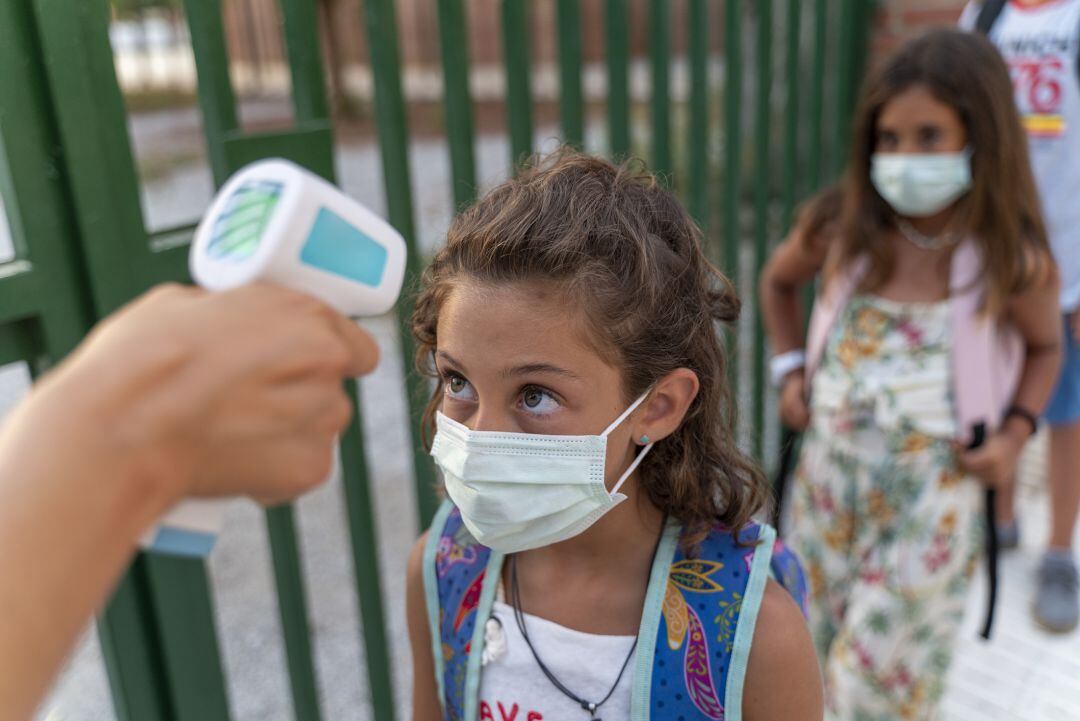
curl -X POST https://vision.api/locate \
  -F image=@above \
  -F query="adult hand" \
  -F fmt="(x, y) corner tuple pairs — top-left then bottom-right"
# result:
(37, 282), (379, 506)
(779, 372), (811, 432)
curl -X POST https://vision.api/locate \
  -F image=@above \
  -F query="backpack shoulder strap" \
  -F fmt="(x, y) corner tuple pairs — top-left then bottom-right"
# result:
(640, 522), (792, 721)
(423, 500), (495, 721)
(975, 0), (1008, 35)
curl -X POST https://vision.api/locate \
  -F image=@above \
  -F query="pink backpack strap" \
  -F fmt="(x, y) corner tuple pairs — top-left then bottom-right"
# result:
(805, 255), (869, 387)
(949, 239), (1025, 445)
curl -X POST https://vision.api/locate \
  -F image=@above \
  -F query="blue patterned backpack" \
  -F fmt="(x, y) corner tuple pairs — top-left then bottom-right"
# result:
(422, 501), (809, 721)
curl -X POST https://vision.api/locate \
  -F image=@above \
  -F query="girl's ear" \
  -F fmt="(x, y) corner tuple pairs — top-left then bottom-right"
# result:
(635, 368), (700, 443)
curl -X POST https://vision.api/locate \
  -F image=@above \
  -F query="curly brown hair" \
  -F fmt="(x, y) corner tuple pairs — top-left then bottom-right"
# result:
(411, 149), (771, 545)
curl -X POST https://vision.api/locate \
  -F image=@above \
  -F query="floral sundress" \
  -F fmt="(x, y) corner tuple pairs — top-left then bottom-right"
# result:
(787, 294), (984, 721)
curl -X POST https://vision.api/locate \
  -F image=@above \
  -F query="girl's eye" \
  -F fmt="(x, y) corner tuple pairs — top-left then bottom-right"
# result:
(444, 373), (477, 402)
(519, 386), (560, 414)
(876, 130), (898, 150)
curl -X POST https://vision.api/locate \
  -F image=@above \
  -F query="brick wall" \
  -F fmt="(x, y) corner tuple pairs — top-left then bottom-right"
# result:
(870, 0), (971, 60)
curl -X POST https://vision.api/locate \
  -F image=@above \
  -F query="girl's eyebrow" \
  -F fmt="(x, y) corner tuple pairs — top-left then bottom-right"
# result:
(437, 351), (581, 380)
(435, 350), (467, 372)
(503, 363), (582, 380)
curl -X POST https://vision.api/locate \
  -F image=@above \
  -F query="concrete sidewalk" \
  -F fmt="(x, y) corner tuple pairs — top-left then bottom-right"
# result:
(942, 433), (1080, 720)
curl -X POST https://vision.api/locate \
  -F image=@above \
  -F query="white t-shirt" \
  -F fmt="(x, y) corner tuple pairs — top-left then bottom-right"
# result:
(478, 601), (635, 721)
(961, 0), (1080, 310)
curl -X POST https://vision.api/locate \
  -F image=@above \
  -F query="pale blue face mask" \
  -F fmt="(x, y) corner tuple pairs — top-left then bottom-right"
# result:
(430, 392), (654, 554)
(870, 149), (973, 218)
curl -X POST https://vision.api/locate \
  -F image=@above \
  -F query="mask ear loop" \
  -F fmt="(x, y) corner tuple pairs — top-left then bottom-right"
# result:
(601, 389), (656, 496)
(601, 389), (652, 436)
(611, 442), (655, 496)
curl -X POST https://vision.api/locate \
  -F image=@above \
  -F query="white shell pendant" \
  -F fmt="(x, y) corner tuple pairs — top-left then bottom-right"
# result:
(481, 616), (507, 666)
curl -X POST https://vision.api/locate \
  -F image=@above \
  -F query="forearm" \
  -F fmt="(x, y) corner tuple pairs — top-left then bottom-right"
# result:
(1010, 342), (1063, 426)
(760, 281), (807, 355)
(0, 374), (181, 721)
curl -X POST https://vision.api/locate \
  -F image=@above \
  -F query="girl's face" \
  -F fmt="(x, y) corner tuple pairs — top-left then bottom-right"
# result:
(875, 84), (967, 155)
(434, 279), (643, 490)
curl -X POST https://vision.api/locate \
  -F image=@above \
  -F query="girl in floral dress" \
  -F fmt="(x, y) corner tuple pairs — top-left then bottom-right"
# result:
(759, 30), (1063, 720)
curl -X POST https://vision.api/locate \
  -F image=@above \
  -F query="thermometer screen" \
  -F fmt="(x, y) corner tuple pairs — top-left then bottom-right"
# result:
(206, 179), (284, 261)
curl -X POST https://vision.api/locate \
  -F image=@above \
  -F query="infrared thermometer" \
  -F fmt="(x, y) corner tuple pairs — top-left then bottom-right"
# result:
(141, 158), (407, 557)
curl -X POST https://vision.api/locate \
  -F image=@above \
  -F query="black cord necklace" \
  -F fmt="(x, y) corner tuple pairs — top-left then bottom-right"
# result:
(507, 523), (665, 720)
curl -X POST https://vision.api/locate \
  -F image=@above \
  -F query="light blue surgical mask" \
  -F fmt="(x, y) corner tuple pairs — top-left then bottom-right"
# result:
(870, 150), (973, 218)
(431, 392), (654, 553)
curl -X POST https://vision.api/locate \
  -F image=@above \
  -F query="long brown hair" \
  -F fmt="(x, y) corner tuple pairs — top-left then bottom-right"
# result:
(839, 29), (1048, 313)
(412, 150), (770, 545)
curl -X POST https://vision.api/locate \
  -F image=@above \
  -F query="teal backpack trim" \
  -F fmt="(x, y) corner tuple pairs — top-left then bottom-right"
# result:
(724, 524), (777, 720)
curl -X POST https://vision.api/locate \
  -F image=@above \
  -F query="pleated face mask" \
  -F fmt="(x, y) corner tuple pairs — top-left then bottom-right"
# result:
(430, 392), (653, 553)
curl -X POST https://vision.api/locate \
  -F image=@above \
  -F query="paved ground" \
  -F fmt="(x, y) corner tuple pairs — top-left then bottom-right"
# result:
(940, 433), (1080, 721)
(8, 106), (1079, 720)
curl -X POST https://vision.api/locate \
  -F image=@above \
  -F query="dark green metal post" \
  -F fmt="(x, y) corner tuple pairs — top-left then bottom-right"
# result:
(556, 0), (584, 148)
(363, 0), (440, 528)
(502, 0), (534, 169)
(266, 506), (323, 721)
(280, 0), (331, 122)
(182, 0), (241, 187)
(649, 0), (671, 180)
(752, 0), (773, 461)
(339, 380), (397, 721)
(835, 0), (856, 173)
(605, 0), (631, 159)
(437, 0), (478, 208)
(782, 0), (801, 230)
(687, 0), (709, 231)
(723, 0), (743, 384)
(809, 0), (827, 188)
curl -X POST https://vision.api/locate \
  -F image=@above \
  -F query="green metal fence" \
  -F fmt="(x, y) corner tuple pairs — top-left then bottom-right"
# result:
(0, 1), (873, 719)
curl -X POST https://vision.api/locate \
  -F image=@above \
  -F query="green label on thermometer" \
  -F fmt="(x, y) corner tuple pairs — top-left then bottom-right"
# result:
(206, 180), (284, 261)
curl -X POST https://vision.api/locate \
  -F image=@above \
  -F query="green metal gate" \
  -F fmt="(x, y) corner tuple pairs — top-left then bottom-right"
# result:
(0, 1), (873, 719)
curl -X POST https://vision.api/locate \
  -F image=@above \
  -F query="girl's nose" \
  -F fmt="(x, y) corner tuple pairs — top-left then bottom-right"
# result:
(470, 407), (516, 433)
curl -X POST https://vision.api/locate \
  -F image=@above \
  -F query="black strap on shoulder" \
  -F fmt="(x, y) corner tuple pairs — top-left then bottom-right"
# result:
(975, 0), (1008, 35)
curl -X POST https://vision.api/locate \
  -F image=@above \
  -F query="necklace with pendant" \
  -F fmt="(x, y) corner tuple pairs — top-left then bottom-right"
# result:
(896, 218), (959, 251)
(506, 521), (666, 720)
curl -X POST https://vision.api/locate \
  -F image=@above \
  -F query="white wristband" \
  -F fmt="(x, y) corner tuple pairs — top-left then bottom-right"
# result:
(770, 349), (806, 388)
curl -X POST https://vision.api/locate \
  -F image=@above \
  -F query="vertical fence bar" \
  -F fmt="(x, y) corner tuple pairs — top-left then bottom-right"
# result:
(97, 568), (174, 721)
(687, 0), (709, 235)
(183, 0), (241, 186)
(723, 0), (743, 385)
(649, 0), (671, 180)
(808, 0), (827, 188)
(751, 0), (773, 461)
(437, 0), (478, 208)
(502, 0), (534, 168)
(144, 557), (231, 721)
(266, 506), (322, 721)
(339, 381), (396, 721)
(556, 0), (584, 148)
(834, 0), (855, 175)
(605, 0), (631, 159)
(363, 0), (440, 528)
(279, 0), (330, 122)
(781, 0), (801, 230)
